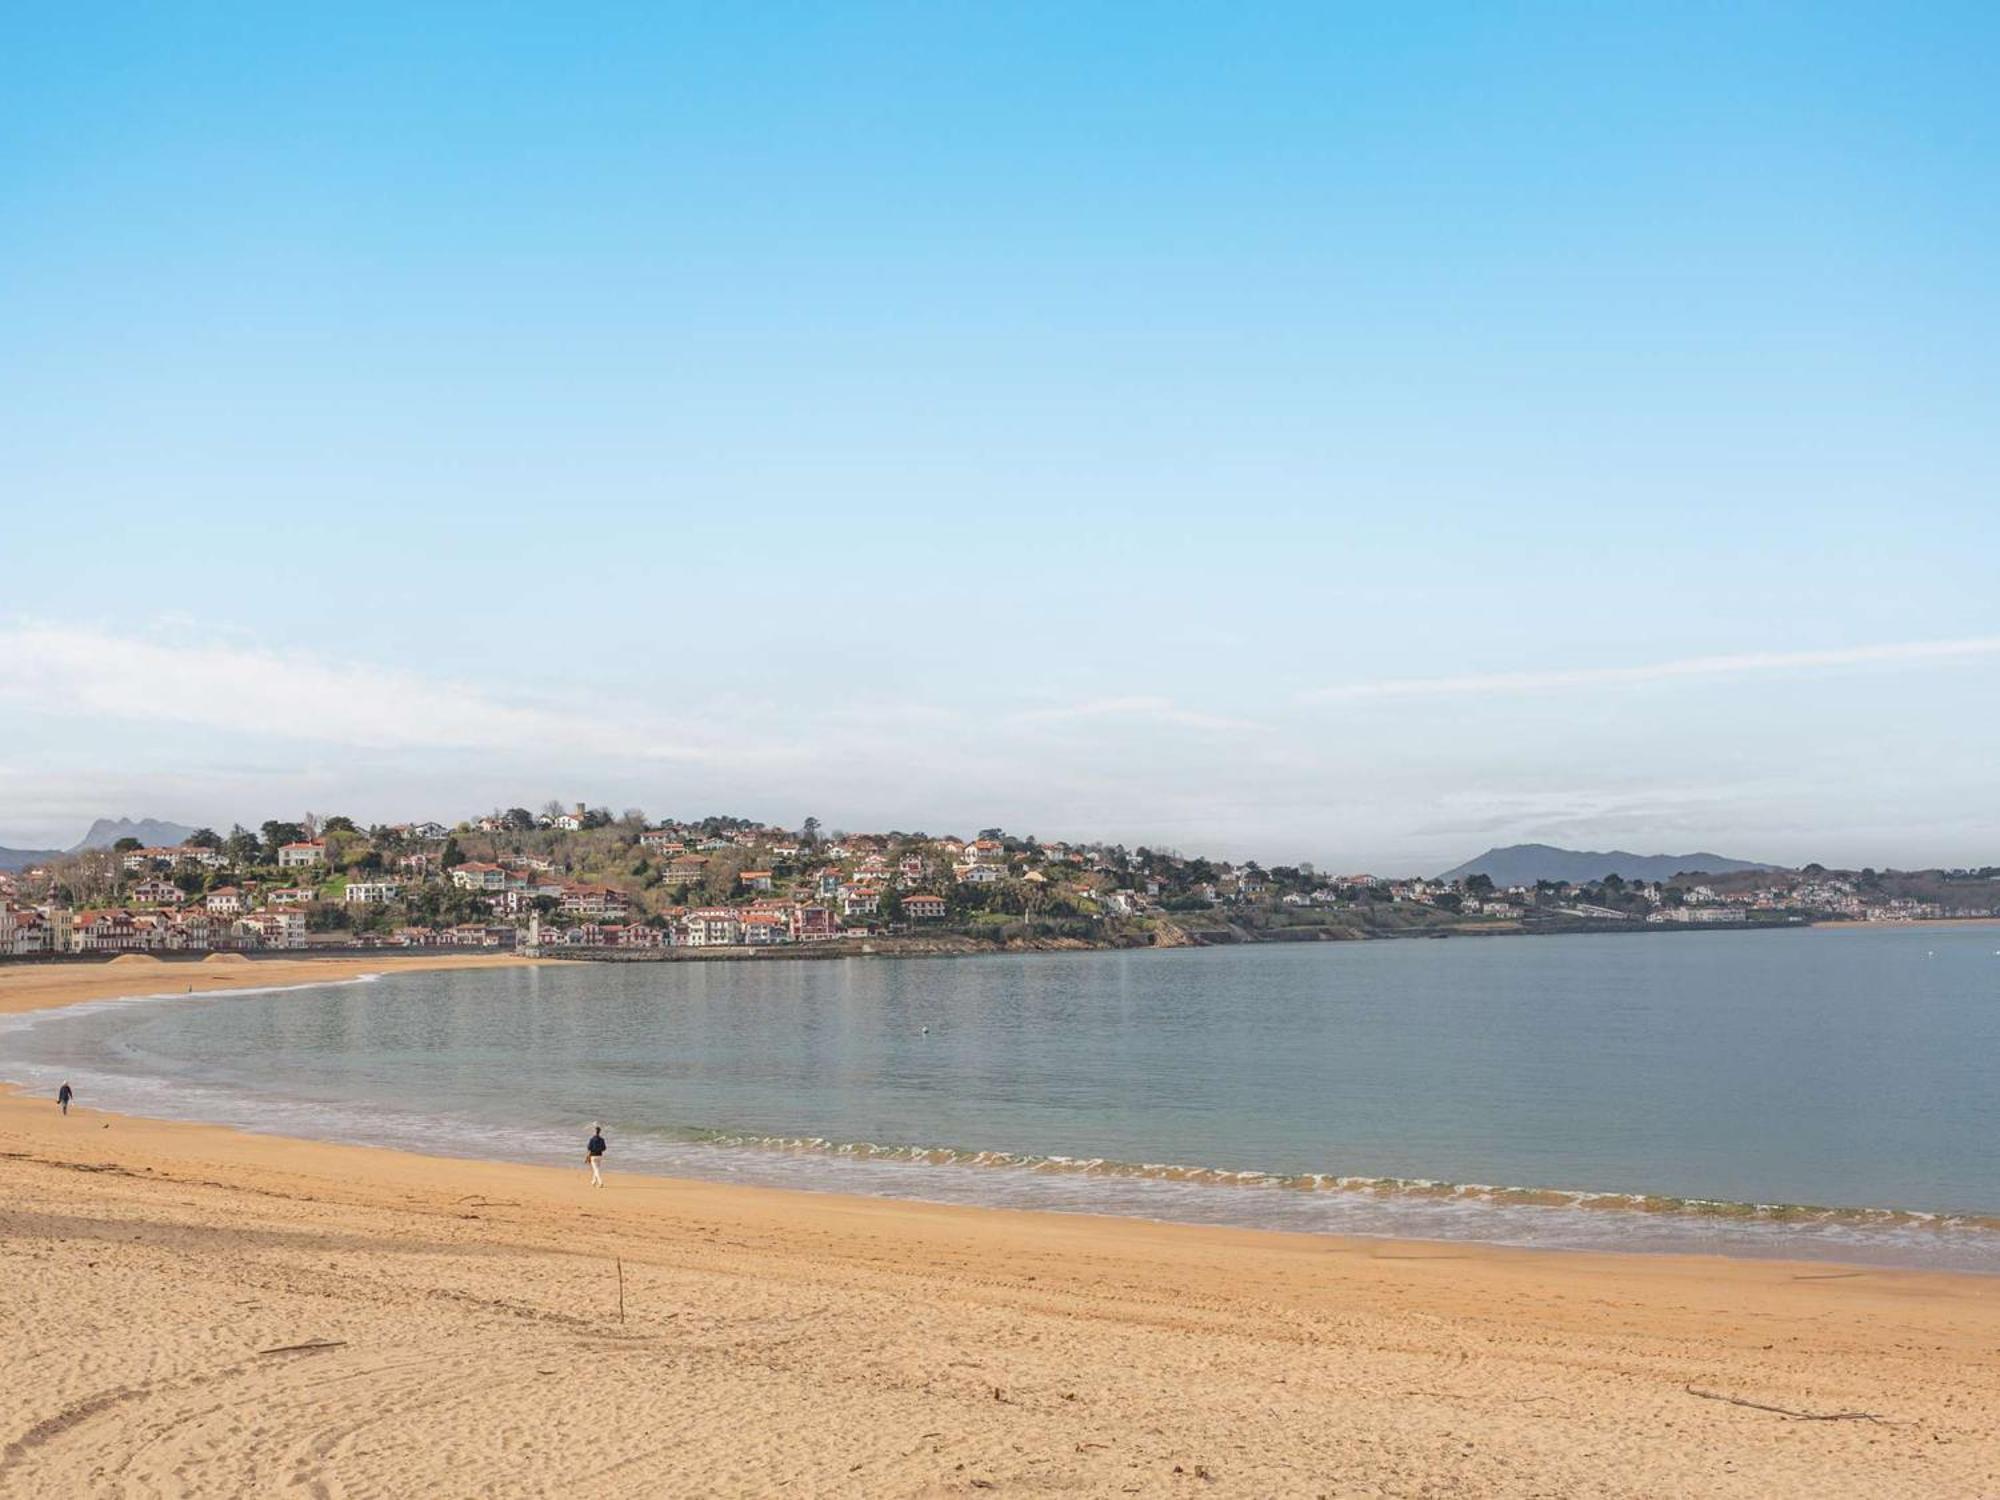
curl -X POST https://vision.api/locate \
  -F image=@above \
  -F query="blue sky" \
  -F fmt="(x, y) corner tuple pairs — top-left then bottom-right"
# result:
(3, 4), (1996, 869)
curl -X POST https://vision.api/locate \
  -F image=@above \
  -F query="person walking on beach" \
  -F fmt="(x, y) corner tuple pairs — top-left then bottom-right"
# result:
(57, 1081), (73, 1116)
(586, 1124), (607, 1187)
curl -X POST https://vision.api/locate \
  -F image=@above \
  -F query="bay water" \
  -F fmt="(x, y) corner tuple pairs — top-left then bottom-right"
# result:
(7, 923), (1999, 1270)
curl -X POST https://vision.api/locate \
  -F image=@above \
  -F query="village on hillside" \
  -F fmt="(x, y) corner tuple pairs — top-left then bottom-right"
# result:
(3, 801), (1997, 958)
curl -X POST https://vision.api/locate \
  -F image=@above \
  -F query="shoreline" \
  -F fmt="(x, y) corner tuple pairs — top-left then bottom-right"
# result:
(5, 951), (1998, 1276)
(13, 1077), (1981, 1288)
(7, 1073), (1999, 1284)
(0, 949), (545, 1017)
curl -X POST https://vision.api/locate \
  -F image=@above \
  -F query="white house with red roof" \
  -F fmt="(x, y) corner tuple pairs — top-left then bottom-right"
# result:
(450, 861), (508, 892)
(73, 909), (139, 952)
(683, 908), (742, 947)
(739, 910), (790, 945)
(559, 884), (631, 919)
(237, 910), (306, 949)
(0, 904), (50, 955)
(277, 840), (326, 869)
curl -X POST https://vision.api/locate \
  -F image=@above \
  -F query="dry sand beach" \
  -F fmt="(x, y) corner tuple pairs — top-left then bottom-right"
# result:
(3, 957), (1999, 1497)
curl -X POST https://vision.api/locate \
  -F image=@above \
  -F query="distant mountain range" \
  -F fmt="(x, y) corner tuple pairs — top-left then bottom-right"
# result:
(0, 815), (199, 872)
(71, 816), (199, 852)
(1439, 843), (1777, 886)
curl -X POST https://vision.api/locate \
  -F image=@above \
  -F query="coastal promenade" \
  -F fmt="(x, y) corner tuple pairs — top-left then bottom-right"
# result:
(3, 958), (1999, 1496)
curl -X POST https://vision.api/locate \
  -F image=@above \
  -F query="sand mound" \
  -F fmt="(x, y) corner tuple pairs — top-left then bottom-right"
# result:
(105, 954), (165, 966)
(201, 953), (254, 965)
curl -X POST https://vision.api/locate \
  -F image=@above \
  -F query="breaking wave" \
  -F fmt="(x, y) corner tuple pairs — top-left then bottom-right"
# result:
(682, 1128), (2000, 1237)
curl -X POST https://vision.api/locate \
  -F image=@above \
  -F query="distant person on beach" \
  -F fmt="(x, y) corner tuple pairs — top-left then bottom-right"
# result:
(586, 1125), (606, 1187)
(57, 1081), (73, 1116)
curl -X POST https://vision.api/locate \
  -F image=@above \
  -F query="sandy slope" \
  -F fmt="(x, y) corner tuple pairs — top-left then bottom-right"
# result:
(2, 957), (1999, 1496)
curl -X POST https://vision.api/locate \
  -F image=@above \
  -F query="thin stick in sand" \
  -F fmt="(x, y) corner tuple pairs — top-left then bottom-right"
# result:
(1683, 1385), (1894, 1423)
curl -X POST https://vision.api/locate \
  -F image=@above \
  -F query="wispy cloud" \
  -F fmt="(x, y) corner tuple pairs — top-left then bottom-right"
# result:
(0, 622), (733, 762)
(1012, 695), (1264, 733)
(1300, 637), (2000, 703)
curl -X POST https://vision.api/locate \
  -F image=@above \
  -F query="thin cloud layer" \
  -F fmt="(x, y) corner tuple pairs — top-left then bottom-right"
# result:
(1012, 696), (1264, 734)
(0, 623), (721, 762)
(1300, 637), (2000, 703)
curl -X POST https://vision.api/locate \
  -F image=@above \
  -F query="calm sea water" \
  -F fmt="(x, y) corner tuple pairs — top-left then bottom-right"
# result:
(7, 924), (2000, 1270)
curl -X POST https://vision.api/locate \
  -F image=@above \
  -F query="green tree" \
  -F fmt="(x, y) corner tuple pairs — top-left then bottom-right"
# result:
(112, 836), (143, 853)
(701, 850), (749, 901)
(224, 825), (261, 866)
(307, 904), (354, 933)
(185, 827), (222, 850)
(440, 836), (468, 869)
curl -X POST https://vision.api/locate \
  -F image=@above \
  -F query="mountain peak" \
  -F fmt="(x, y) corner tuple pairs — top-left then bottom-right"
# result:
(1438, 843), (1776, 886)
(69, 816), (199, 853)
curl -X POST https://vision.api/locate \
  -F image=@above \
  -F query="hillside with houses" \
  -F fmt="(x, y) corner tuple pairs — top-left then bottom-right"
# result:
(2, 803), (1996, 960)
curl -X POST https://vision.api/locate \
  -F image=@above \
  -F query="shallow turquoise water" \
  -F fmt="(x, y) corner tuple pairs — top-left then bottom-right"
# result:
(7, 924), (2000, 1268)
